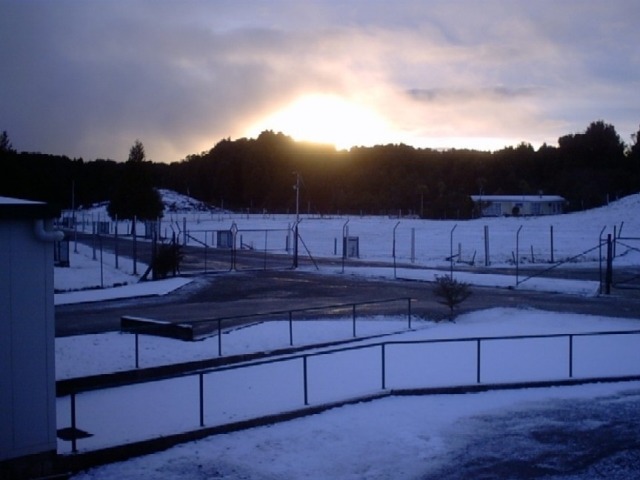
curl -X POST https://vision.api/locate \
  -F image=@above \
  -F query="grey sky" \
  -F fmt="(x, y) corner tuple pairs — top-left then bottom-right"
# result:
(1, 0), (638, 162)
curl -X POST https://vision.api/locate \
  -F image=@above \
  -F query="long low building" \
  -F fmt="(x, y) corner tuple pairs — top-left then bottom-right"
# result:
(470, 195), (565, 217)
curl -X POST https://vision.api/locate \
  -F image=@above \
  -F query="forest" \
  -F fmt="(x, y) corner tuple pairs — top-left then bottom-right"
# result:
(1, 120), (639, 219)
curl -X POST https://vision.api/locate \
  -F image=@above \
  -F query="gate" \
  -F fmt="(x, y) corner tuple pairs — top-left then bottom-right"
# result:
(613, 224), (640, 289)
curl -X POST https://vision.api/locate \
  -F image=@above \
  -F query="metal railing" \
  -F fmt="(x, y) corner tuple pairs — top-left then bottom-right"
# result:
(125, 298), (413, 368)
(59, 327), (640, 453)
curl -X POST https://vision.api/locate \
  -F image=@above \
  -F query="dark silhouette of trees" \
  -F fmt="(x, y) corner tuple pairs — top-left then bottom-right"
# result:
(2, 120), (639, 217)
(107, 140), (163, 220)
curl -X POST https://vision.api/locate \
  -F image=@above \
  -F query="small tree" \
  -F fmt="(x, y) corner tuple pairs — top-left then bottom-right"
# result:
(433, 275), (472, 321)
(108, 140), (163, 221)
(0, 130), (15, 154)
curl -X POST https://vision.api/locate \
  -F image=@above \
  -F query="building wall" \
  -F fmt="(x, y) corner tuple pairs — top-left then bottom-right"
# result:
(472, 196), (564, 217)
(0, 219), (57, 464)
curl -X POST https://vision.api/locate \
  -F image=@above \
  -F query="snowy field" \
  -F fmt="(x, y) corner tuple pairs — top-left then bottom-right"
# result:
(55, 192), (640, 478)
(66, 190), (640, 273)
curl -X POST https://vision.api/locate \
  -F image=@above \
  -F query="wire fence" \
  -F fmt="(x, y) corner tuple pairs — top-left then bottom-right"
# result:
(56, 212), (638, 292)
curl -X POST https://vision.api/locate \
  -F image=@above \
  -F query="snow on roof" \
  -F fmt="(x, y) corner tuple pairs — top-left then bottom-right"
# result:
(0, 196), (59, 219)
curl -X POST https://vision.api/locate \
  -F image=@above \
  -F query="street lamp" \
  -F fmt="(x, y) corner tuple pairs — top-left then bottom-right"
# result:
(293, 172), (301, 268)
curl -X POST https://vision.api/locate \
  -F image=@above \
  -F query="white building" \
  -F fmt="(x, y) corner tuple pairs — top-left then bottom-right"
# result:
(0, 197), (62, 478)
(470, 195), (565, 217)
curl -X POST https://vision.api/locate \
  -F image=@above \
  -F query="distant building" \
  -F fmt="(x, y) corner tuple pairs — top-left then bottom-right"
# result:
(470, 195), (565, 217)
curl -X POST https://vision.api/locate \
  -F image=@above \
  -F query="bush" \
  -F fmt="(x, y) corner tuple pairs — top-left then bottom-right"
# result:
(152, 243), (183, 279)
(433, 275), (472, 321)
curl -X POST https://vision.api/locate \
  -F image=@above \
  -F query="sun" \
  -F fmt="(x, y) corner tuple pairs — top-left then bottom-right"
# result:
(245, 94), (393, 149)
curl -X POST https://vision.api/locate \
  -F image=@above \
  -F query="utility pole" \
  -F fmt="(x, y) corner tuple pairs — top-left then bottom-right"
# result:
(293, 172), (301, 268)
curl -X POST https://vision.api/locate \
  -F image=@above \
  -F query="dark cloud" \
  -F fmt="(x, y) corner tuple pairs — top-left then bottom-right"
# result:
(1, 0), (639, 161)
(407, 86), (540, 104)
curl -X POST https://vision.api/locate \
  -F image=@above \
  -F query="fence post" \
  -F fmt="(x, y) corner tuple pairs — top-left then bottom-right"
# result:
(407, 298), (412, 329)
(484, 225), (490, 266)
(264, 230), (268, 270)
(411, 227), (415, 264)
(183, 217), (187, 247)
(133, 217), (138, 276)
(516, 226), (521, 282)
(550, 225), (554, 263)
(115, 218), (119, 269)
(599, 226), (606, 294)
(392, 221), (400, 278)
(449, 224), (457, 278)
(605, 234), (613, 294)
(217, 319), (223, 356)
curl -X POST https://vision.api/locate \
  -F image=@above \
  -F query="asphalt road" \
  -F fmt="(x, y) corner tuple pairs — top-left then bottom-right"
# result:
(55, 268), (640, 337)
(422, 385), (640, 479)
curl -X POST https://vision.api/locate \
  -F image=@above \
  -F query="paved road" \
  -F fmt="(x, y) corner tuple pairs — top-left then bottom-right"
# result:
(55, 268), (640, 337)
(422, 385), (640, 479)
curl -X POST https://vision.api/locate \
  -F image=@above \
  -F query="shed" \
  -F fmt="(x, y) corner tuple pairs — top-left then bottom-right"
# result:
(470, 195), (565, 217)
(0, 197), (62, 478)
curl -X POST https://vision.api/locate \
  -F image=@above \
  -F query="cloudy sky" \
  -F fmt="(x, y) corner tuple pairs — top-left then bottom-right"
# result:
(1, 0), (639, 163)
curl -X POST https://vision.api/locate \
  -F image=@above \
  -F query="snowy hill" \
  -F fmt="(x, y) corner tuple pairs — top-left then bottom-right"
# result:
(158, 189), (217, 213)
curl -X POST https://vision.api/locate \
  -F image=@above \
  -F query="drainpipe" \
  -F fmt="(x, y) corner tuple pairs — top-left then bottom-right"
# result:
(34, 219), (64, 242)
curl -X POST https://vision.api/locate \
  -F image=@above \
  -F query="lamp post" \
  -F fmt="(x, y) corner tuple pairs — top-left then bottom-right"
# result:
(293, 172), (301, 268)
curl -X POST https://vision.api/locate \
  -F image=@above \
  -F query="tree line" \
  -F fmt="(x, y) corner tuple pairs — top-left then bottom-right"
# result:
(1, 120), (639, 219)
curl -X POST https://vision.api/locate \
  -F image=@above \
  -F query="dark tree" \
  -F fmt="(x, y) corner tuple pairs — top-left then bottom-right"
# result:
(0, 130), (15, 153)
(107, 140), (163, 220)
(433, 275), (472, 321)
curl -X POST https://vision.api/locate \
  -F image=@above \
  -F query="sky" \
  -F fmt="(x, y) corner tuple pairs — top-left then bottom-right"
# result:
(2, 0), (639, 163)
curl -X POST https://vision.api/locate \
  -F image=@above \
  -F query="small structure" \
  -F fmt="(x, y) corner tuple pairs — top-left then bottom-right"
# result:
(470, 195), (565, 217)
(0, 197), (62, 478)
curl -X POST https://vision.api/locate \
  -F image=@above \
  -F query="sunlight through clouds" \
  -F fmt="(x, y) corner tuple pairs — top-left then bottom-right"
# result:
(1, 0), (639, 161)
(245, 94), (394, 149)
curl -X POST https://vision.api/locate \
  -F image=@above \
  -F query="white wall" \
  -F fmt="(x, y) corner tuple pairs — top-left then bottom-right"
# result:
(0, 219), (57, 462)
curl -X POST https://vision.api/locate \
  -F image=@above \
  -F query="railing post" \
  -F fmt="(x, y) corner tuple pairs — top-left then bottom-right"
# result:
(568, 335), (574, 378)
(352, 304), (357, 337)
(217, 319), (223, 357)
(381, 344), (386, 390)
(199, 373), (205, 427)
(70, 392), (78, 453)
(135, 333), (140, 369)
(289, 311), (294, 346)
(476, 339), (481, 384)
(407, 298), (412, 329)
(303, 356), (309, 405)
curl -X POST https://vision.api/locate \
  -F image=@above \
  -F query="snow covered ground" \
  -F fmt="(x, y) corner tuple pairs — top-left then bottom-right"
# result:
(67, 190), (640, 271)
(55, 192), (640, 478)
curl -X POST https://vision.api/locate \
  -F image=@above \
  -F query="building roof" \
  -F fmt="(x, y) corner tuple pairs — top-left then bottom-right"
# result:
(0, 196), (60, 219)
(470, 195), (565, 203)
